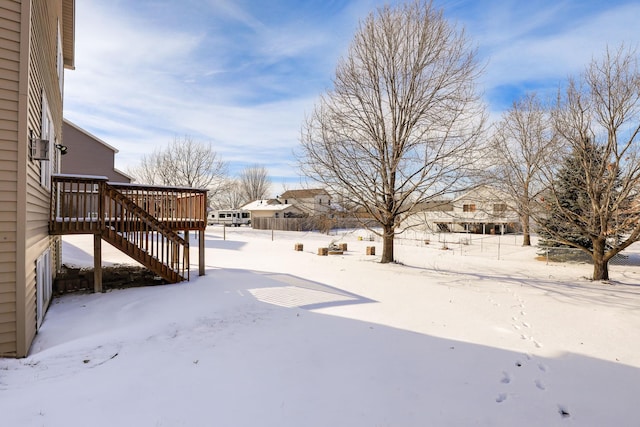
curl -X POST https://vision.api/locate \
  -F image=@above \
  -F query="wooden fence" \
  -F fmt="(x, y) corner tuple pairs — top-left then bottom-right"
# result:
(251, 216), (368, 232)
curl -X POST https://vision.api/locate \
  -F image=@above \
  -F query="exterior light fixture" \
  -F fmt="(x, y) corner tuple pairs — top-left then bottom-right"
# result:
(55, 144), (68, 155)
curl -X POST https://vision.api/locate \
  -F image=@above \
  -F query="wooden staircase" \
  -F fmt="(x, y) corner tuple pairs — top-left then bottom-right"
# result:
(101, 183), (189, 282)
(50, 175), (207, 287)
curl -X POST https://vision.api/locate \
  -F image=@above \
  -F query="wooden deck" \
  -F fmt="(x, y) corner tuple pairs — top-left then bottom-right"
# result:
(50, 174), (208, 289)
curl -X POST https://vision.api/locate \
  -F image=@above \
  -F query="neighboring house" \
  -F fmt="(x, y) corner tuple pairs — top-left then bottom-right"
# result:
(241, 199), (302, 220)
(0, 0), (76, 357)
(404, 186), (520, 234)
(61, 120), (132, 183)
(278, 189), (331, 216)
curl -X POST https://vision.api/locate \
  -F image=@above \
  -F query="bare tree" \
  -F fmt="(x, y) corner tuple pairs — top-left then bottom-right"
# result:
(129, 136), (228, 201)
(211, 178), (246, 210)
(239, 164), (271, 202)
(129, 150), (165, 186)
(298, 0), (485, 263)
(488, 93), (560, 246)
(536, 46), (640, 280)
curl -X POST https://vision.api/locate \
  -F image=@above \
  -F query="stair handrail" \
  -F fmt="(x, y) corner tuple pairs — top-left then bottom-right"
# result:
(102, 183), (189, 282)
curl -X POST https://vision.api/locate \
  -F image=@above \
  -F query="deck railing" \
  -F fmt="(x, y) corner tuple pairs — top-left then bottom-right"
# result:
(50, 174), (106, 234)
(50, 174), (208, 283)
(102, 184), (189, 282)
(109, 182), (207, 230)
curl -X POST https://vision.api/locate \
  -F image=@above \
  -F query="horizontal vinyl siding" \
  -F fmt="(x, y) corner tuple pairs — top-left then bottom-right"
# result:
(0, 4), (20, 39)
(0, 0), (21, 357)
(0, 250), (16, 264)
(0, 302), (16, 356)
(0, 281), (15, 294)
(21, 0), (66, 355)
(0, 333), (16, 355)
(0, 169), (17, 181)
(0, 308), (16, 324)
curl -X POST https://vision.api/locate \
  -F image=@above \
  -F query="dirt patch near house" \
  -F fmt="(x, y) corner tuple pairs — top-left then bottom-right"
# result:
(54, 264), (166, 294)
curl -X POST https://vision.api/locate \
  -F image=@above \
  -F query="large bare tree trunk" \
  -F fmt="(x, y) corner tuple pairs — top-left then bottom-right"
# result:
(381, 225), (395, 263)
(592, 239), (609, 281)
(521, 213), (531, 246)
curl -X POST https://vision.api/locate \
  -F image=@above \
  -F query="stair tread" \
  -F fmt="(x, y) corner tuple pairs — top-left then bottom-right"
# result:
(101, 185), (189, 283)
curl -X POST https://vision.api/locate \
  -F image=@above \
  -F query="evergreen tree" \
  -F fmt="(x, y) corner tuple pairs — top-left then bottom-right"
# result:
(533, 46), (640, 280)
(538, 142), (594, 249)
(538, 139), (622, 250)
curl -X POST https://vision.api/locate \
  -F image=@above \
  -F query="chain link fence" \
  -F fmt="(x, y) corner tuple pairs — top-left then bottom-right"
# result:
(212, 224), (640, 268)
(393, 230), (640, 267)
(394, 230), (527, 259)
(536, 246), (640, 267)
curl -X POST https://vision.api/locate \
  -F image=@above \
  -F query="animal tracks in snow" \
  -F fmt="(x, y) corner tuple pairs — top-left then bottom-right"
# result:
(506, 289), (544, 353)
(495, 286), (558, 414)
(496, 355), (550, 405)
(495, 393), (508, 403)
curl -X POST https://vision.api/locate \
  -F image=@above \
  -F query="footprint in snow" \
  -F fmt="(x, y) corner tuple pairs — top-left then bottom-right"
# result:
(558, 405), (570, 418)
(496, 393), (508, 403)
(500, 371), (512, 384)
(535, 379), (546, 390)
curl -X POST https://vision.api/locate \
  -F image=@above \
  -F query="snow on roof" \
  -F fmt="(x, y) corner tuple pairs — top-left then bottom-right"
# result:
(52, 173), (109, 180)
(242, 199), (293, 211)
(279, 188), (329, 199)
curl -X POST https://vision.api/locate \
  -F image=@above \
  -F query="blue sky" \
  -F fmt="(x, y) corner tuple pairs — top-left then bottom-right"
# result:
(63, 0), (640, 191)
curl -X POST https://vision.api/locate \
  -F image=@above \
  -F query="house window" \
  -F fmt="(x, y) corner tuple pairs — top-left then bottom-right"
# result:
(463, 204), (476, 212)
(36, 249), (52, 329)
(40, 92), (54, 189)
(493, 203), (507, 214)
(56, 20), (64, 95)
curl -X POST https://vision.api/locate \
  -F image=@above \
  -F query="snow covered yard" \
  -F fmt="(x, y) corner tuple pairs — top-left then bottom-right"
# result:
(2, 227), (640, 426)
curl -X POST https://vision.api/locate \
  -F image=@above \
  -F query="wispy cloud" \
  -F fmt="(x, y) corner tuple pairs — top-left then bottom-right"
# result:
(64, 0), (640, 188)
(451, 0), (640, 110)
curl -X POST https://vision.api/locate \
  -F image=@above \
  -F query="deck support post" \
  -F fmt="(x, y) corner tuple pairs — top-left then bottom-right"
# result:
(184, 232), (191, 280)
(199, 228), (205, 276)
(93, 234), (102, 293)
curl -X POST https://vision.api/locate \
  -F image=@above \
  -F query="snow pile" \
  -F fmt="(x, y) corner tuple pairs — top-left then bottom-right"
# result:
(1, 227), (639, 426)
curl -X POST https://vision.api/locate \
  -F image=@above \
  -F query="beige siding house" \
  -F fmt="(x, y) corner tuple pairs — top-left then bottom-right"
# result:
(241, 199), (301, 219)
(278, 188), (331, 216)
(403, 186), (520, 234)
(0, 0), (75, 357)
(61, 120), (132, 183)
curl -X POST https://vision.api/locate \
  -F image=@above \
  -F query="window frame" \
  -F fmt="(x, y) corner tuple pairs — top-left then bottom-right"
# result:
(463, 204), (476, 213)
(36, 249), (52, 329)
(39, 91), (54, 189)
